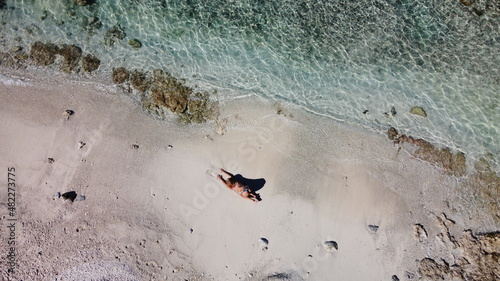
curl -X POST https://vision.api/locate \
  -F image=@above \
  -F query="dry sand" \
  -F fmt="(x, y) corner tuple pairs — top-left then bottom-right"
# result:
(0, 69), (498, 281)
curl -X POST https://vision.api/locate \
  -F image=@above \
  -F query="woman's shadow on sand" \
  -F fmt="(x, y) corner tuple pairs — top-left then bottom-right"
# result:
(233, 174), (266, 201)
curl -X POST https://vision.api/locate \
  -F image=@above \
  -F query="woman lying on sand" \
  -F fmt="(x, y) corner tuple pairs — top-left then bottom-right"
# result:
(216, 168), (259, 202)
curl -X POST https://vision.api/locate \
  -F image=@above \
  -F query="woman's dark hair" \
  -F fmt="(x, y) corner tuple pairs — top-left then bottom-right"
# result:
(227, 177), (238, 187)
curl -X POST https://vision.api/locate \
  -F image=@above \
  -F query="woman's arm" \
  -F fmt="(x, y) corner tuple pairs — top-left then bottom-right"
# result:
(220, 168), (233, 178)
(217, 175), (232, 189)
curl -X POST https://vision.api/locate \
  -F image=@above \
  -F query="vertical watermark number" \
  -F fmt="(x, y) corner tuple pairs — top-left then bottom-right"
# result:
(6, 167), (17, 274)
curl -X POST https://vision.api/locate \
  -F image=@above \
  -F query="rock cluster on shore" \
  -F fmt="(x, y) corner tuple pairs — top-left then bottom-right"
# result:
(112, 67), (219, 123)
(388, 126), (500, 223)
(387, 127), (466, 176)
(416, 214), (500, 281)
(28, 41), (100, 73)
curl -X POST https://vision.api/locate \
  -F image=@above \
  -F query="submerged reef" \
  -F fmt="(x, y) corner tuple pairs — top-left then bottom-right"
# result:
(73, 0), (95, 7)
(27, 41), (99, 73)
(81, 54), (100, 72)
(112, 67), (218, 123)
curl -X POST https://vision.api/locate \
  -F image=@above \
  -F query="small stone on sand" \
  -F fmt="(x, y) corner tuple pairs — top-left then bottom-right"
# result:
(61, 191), (77, 202)
(413, 224), (428, 242)
(78, 141), (86, 149)
(368, 224), (379, 233)
(323, 241), (338, 252)
(131, 144), (139, 149)
(63, 109), (74, 116)
(48, 157), (55, 163)
(259, 237), (269, 250)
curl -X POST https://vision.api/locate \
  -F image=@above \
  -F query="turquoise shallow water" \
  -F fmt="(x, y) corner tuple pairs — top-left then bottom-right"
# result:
(1, 0), (499, 173)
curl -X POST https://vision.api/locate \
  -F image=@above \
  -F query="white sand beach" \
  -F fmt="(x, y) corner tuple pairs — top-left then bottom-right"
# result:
(0, 69), (498, 281)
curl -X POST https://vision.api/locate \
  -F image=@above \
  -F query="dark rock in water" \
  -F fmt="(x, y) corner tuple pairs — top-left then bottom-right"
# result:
(410, 106), (427, 117)
(105, 24), (126, 46)
(73, 0), (95, 6)
(149, 69), (219, 123)
(387, 127), (398, 140)
(61, 191), (77, 202)
(129, 39), (142, 49)
(130, 70), (150, 92)
(40, 10), (48, 21)
(151, 69), (189, 114)
(368, 224), (379, 233)
(391, 106), (397, 116)
(81, 54), (100, 72)
(363, 110), (369, 114)
(391, 275), (400, 281)
(30, 41), (59, 66)
(112, 67), (130, 84)
(57, 44), (82, 73)
(0, 0), (6, 9)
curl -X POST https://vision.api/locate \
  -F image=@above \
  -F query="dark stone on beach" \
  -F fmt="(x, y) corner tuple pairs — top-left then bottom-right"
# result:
(30, 42), (59, 66)
(405, 271), (415, 279)
(73, 0), (95, 6)
(368, 224), (379, 233)
(105, 24), (126, 46)
(387, 127), (398, 140)
(63, 109), (75, 116)
(112, 67), (130, 84)
(129, 39), (142, 49)
(54, 192), (61, 199)
(363, 110), (369, 114)
(75, 194), (86, 201)
(391, 275), (400, 281)
(61, 191), (78, 202)
(81, 54), (100, 72)
(130, 70), (150, 93)
(57, 44), (82, 73)
(48, 158), (55, 163)
(323, 241), (338, 252)
(410, 106), (427, 117)
(85, 17), (102, 32)
(131, 144), (139, 149)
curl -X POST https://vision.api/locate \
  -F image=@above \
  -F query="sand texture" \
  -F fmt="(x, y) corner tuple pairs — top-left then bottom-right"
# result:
(0, 70), (498, 281)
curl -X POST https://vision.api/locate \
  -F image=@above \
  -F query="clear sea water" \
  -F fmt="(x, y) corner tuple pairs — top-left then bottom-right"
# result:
(1, 0), (499, 173)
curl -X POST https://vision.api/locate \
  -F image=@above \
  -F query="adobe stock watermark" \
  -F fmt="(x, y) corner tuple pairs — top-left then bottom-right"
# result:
(178, 117), (286, 221)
